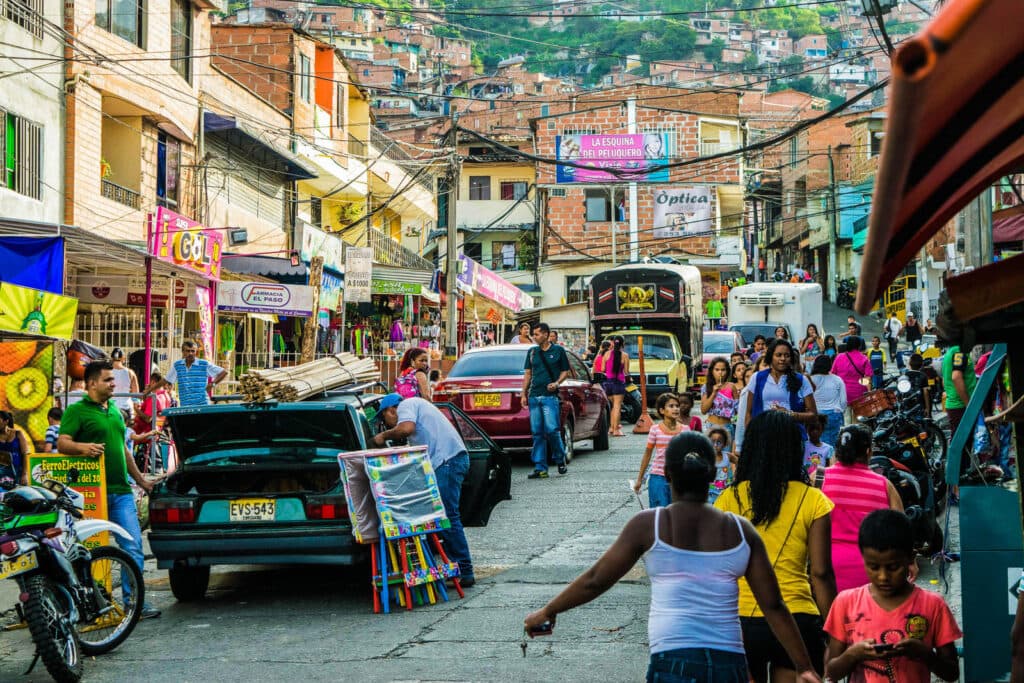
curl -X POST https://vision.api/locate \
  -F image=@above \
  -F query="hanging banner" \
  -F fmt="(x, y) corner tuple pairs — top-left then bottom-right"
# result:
(0, 237), (65, 293)
(344, 247), (373, 303)
(298, 223), (344, 274)
(555, 133), (670, 183)
(320, 272), (343, 312)
(195, 286), (214, 357)
(456, 255), (529, 312)
(76, 274), (191, 309)
(218, 281), (315, 316)
(652, 187), (714, 238)
(0, 282), (78, 340)
(151, 207), (224, 281)
(371, 279), (421, 296)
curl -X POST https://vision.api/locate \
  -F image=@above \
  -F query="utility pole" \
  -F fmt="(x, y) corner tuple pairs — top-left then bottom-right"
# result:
(445, 111), (460, 359)
(827, 146), (838, 304)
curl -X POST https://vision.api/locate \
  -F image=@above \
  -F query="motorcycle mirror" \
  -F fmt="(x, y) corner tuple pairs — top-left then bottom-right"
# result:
(897, 377), (912, 394)
(66, 467), (80, 484)
(857, 416), (869, 423)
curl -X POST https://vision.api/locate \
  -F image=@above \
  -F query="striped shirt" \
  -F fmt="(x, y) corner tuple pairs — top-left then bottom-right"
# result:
(646, 423), (685, 476)
(165, 358), (223, 407)
(821, 461), (891, 592)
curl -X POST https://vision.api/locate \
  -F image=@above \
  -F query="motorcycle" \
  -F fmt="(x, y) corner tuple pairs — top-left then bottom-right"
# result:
(836, 278), (857, 309)
(619, 381), (643, 424)
(0, 469), (143, 682)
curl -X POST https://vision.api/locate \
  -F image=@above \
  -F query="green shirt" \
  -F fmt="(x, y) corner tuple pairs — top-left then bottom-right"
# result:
(941, 345), (976, 410)
(706, 299), (724, 318)
(59, 397), (131, 495)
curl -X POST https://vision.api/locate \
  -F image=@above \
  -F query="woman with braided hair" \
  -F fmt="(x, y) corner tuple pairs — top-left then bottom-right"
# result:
(715, 411), (836, 683)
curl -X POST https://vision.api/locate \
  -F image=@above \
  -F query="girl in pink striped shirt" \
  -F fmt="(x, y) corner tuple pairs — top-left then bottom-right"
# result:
(633, 393), (687, 507)
(820, 425), (904, 592)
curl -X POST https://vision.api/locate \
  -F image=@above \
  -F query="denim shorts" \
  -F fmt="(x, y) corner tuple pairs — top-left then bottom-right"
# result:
(646, 647), (749, 683)
(603, 379), (626, 396)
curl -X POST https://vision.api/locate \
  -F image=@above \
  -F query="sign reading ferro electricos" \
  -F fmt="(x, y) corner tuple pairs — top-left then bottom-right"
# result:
(151, 207), (224, 280)
(217, 281), (315, 316)
(27, 453), (108, 548)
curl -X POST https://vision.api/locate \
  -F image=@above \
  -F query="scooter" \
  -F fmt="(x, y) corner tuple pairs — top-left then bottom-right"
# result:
(0, 469), (143, 682)
(620, 381), (643, 424)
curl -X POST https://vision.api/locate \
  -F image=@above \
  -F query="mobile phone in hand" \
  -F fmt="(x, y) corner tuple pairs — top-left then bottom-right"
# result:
(873, 643), (894, 653)
(528, 622), (553, 636)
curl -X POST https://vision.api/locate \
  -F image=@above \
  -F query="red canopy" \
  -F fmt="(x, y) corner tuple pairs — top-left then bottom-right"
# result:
(993, 207), (1024, 243)
(856, 0), (1024, 313)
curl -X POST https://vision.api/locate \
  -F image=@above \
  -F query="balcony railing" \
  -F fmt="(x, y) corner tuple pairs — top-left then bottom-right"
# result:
(348, 135), (366, 158)
(369, 125), (435, 191)
(700, 141), (741, 157)
(368, 227), (433, 271)
(487, 255), (528, 272)
(101, 179), (142, 209)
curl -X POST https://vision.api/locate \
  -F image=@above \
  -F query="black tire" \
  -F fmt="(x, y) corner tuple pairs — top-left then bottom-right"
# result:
(23, 574), (83, 683)
(169, 565), (210, 602)
(924, 520), (944, 556)
(924, 422), (948, 465)
(561, 420), (575, 464)
(593, 410), (610, 452)
(77, 546), (144, 655)
(620, 397), (639, 424)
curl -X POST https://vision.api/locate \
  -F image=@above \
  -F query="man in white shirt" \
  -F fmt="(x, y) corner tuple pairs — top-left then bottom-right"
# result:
(884, 313), (903, 358)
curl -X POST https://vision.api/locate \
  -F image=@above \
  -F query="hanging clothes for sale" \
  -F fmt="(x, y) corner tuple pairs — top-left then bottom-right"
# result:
(390, 320), (405, 342)
(219, 323), (236, 353)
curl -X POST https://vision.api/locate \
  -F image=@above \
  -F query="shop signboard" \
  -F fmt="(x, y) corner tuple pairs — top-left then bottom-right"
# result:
(77, 274), (190, 309)
(652, 187), (714, 238)
(152, 207), (224, 280)
(555, 133), (670, 184)
(0, 282), (78, 340)
(298, 223), (344, 274)
(218, 281), (315, 316)
(456, 255), (529, 313)
(195, 286), (214, 356)
(371, 280), (422, 296)
(27, 454), (108, 548)
(344, 247), (373, 303)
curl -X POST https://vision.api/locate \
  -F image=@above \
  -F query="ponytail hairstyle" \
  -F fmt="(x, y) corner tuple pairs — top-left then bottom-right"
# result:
(765, 338), (802, 393)
(609, 335), (624, 377)
(399, 347), (428, 372)
(836, 424), (873, 465)
(663, 431), (716, 498)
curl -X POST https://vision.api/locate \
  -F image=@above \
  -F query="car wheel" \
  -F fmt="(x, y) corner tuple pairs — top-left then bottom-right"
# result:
(593, 410), (610, 451)
(169, 565), (210, 602)
(562, 420), (575, 464)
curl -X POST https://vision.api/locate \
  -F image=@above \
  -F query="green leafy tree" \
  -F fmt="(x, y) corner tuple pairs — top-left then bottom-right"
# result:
(703, 37), (725, 63)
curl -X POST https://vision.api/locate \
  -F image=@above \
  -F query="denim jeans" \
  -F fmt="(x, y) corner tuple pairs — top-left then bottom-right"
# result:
(435, 452), (473, 581)
(529, 395), (564, 472)
(107, 493), (150, 607)
(821, 410), (844, 447)
(646, 648), (749, 683)
(648, 474), (672, 508)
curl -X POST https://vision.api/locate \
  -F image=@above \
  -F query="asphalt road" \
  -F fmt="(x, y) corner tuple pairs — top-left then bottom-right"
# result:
(0, 426), (964, 683)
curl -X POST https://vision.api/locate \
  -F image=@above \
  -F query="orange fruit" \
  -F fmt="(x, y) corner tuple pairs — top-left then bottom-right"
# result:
(0, 342), (38, 374)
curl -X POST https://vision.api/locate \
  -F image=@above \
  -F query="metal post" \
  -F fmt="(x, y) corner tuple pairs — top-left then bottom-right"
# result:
(827, 146), (838, 303)
(445, 115), (460, 359)
(610, 185), (617, 265)
(626, 97), (638, 263)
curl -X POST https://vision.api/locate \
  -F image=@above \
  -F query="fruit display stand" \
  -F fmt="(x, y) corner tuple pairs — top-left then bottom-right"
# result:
(0, 340), (59, 451)
(339, 446), (463, 614)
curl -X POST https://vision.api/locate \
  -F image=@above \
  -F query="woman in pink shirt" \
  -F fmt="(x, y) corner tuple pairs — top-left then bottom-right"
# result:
(819, 424), (903, 592)
(831, 336), (873, 403)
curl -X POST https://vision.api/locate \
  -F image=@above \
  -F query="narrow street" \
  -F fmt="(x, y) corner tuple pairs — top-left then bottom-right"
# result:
(0, 423), (962, 682)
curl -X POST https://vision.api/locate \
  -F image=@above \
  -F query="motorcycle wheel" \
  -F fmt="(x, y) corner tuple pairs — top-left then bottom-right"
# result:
(23, 574), (83, 683)
(77, 546), (144, 655)
(923, 423), (948, 465)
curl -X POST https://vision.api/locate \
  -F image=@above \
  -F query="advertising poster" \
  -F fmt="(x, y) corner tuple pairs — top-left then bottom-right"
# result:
(344, 247), (373, 303)
(555, 133), (670, 183)
(151, 207), (224, 281)
(299, 223), (344, 274)
(27, 453), (108, 548)
(0, 283), (78, 340)
(652, 187), (714, 238)
(217, 281), (315, 317)
(195, 286), (214, 357)
(0, 341), (54, 449)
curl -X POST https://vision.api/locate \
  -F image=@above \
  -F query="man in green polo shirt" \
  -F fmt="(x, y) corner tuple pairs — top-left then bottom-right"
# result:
(58, 359), (160, 619)
(941, 344), (976, 476)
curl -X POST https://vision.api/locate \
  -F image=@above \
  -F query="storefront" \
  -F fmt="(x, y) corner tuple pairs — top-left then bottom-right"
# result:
(217, 280), (315, 374)
(455, 254), (534, 354)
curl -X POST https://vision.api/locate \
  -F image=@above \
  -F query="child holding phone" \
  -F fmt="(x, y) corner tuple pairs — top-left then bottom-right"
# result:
(824, 509), (961, 682)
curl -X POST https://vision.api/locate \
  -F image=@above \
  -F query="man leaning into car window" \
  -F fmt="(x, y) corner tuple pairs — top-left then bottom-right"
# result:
(373, 394), (476, 588)
(522, 323), (570, 481)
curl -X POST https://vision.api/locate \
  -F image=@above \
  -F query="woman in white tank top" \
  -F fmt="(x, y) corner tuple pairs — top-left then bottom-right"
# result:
(525, 432), (822, 683)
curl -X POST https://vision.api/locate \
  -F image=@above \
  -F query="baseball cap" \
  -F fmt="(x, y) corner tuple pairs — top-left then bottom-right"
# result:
(379, 393), (403, 410)
(907, 312), (915, 318)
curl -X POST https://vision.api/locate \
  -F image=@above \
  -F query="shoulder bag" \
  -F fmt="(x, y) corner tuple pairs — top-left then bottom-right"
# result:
(746, 485), (810, 617)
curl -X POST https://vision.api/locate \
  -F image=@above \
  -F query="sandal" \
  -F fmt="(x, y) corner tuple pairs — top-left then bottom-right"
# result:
(612, 428), (625, 437)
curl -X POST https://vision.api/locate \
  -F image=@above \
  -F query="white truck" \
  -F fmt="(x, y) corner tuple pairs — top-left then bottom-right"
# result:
(726, 283), (823, 348)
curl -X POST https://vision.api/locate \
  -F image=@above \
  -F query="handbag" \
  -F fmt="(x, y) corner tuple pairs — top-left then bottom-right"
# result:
(530, 347), (561, 394)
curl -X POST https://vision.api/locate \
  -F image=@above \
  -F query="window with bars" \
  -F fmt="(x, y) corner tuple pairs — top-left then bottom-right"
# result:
(0, 110), (42, 201)
(561, 128), (596, 136)
(309, 196), (322, 226)
(96, 0), (144, 47)
(3, 0), (43, 38)
(156, 131), (180, 209)
(299, 54), (312, 102)
(169, 0), (191, 82)
(640, 127), (678, 157)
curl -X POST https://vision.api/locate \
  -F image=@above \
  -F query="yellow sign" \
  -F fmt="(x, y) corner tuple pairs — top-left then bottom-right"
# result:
(27, 453), (108, 548)
(0, 283), (78, 340)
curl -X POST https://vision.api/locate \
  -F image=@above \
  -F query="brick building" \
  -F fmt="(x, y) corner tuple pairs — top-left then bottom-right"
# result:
(530, 85), (746, 307)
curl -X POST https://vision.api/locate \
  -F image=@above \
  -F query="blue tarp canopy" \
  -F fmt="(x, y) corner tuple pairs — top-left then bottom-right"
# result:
(0, 237), (64, 293)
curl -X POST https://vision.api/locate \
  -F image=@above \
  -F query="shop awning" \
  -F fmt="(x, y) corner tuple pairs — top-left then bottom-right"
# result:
(993, 207), (1024, 243)
(204, 112), (318, 180)
(855, 0), (1024, 313)
(222, 254), (308, 284)
(372, 265), (433, 287)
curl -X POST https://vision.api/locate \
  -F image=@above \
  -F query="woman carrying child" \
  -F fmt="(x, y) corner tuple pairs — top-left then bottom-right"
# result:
(633, 394), (685, 508)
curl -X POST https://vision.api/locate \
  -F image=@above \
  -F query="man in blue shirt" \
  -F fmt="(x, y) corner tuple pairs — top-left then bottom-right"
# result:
(144, 340), (226, 407)
(374, 394), (475, 587)
(521, 323), (570, 480)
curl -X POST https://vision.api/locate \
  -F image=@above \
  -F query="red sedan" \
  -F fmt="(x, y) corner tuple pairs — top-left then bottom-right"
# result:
(432, 345), (610, 461)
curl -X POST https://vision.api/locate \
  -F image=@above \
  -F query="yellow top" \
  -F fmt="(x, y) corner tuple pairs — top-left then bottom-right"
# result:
(714, 480), (833, 617)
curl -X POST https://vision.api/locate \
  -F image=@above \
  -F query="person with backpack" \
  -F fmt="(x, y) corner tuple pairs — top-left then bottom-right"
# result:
(521, 323), (570, 480)
(395, 348), (431, 400)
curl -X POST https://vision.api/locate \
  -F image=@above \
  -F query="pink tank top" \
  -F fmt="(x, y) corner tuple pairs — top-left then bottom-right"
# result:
(821, 462), (891, 592)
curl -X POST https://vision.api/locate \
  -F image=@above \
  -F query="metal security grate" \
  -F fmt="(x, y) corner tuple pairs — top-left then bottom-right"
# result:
(2, 0), (44, 39)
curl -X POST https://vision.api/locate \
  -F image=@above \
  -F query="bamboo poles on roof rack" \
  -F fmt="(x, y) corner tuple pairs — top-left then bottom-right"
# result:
(239, 353), (380, 402)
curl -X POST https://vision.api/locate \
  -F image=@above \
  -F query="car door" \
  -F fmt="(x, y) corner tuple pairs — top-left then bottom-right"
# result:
(565, 352), (598, 436)
(434, 403), (512, 527)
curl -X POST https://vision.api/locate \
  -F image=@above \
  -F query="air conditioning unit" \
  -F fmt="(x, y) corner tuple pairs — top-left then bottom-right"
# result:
(737, 294), (785, 306)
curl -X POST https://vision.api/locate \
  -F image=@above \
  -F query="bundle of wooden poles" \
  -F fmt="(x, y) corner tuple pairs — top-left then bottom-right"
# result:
(239, 353), (380, 402)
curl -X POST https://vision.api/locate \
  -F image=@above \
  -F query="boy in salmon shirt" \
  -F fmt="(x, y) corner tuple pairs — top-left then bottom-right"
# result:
(824, 509), (961, 682)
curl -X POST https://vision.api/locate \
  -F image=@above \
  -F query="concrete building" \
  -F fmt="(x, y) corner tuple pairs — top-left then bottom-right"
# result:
(1, 0), (64, 224)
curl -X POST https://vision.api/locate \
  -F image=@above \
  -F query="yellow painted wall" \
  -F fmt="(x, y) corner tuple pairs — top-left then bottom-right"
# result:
(101, 116), (143, 191)
(460, 163), (534, 197)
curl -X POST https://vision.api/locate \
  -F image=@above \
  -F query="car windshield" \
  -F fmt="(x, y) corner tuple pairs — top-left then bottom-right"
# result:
(621, 335), (675, 360)
(730, 324), (786, 346)
(447, 348), (529, 378)
(703, 335), (736, 354)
